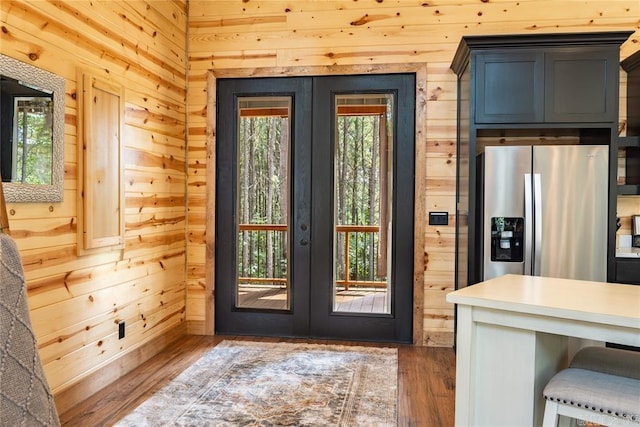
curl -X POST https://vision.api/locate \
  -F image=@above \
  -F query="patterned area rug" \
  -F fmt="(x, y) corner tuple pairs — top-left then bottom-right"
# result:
(116, 340), (397, 426)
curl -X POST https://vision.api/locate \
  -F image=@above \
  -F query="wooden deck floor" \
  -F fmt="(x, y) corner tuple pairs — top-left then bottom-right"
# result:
(335, 290), (388, 312)
(237, 286), (289, 310)
(59, 335), (456, 426)
(238, 286), (389, 313)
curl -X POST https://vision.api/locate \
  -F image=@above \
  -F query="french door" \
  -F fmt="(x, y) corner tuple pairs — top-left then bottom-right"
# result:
(215, 74), (415, 342)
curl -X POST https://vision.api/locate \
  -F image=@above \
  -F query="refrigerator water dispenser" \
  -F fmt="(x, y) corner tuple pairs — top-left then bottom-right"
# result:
(490, 217), (524, 262)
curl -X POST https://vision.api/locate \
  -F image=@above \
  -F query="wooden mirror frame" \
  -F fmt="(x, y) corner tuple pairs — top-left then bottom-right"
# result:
(0, 54), (65, 203)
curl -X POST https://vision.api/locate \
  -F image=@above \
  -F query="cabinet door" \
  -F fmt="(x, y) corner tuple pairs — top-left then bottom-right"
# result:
(615, 258), (640, 285)
(545, 49), (618, 123)
(474, 52), (544, 123)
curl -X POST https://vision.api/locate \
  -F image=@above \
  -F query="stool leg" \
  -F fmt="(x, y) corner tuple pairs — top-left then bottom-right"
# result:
(557, 415), (572, 427)
(543, 400), (560, 427)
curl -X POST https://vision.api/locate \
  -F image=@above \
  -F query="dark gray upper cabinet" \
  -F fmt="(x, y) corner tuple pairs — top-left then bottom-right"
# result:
(544, 48), (619, 123)
(474, 51), (544, 123)
(451, 32), (632, 125)
(474, 47), (619, 124)
(622, 50), (640, 135)
(620, 50), (640, 195)
(450, 31), (633, 286)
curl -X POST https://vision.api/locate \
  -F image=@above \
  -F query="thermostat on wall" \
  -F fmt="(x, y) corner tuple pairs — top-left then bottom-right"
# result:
(429, 212), (449, 225)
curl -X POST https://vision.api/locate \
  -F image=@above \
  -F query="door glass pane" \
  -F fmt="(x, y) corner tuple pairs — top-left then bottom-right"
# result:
(333, 94), (393, 314)
(236, 97), (291, 310)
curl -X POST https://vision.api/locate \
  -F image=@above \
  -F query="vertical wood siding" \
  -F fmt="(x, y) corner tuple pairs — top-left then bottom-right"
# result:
(186, 1), (640, 346)
(0, 0), (188, 397)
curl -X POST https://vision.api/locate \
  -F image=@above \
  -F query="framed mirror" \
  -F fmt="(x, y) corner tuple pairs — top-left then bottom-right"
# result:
(1, 54), (64, 202)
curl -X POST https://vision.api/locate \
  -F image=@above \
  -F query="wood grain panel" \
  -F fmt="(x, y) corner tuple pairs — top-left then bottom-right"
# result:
(38, 286), (184, 371)
(27, 1), (186, 70)
(124, 148), (186, 174)
(124, 126), (186, 156)
(20, 245), (119, 281)
(27, 249), (185, 310)
(30, 265), (184, 339)
(426, 251), (456, 272)
(125, 211), (186, 237)
(124, 105), (186, 139)
(46, 301), (185, 393)
(1, 2), (186, 100)
(425, 177), (456, 195)
(125, 171), (186, 195)
(6, 217), (76, 250)
(78, 71), (124, 251)
(53, 324), (186, 416)
(425, 156), (457, 177)
(188, 1), (638, 30)
(1, 0), (187, 405)
(190, 21), (636, 53)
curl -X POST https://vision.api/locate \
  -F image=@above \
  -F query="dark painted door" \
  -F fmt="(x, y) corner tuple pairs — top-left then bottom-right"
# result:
(215, 73), (415, 342)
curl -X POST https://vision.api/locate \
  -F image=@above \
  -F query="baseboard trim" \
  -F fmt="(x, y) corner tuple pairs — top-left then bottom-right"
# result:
(54, 323), (187, 415)
(187, 319), (214, 335)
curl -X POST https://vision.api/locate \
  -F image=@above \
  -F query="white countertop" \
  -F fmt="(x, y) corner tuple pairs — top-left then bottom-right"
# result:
(449, 274), (640, 426)
(446, 274), (640, 329)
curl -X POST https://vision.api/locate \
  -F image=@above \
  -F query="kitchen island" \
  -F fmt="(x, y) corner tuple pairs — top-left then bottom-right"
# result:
(446, 274), (640, 426)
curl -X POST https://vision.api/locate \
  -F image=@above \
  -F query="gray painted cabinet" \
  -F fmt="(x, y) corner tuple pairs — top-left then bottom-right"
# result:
(451, 31), (633, 286)
(474, 47), (619, 124)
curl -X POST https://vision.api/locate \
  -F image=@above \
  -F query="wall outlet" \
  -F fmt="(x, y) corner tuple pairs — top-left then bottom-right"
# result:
(118, 321), (125, 339)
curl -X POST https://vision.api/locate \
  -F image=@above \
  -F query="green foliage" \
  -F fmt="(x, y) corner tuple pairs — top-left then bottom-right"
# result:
(237, 116), (288, 281)
(236, 111), (391, 286)
(15, 98), (53, 185)
(336, 115), (379, 226)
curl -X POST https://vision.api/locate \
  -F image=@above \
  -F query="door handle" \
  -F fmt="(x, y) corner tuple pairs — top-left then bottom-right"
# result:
(533, 173), (542, 276)
(524, 173), (532, 275)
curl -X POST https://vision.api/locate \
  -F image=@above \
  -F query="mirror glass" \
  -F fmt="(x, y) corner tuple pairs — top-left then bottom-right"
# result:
(0, 54), (64, 202)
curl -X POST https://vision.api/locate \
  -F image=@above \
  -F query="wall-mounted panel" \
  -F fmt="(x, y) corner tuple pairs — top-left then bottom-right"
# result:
(78, 71), (124, 252)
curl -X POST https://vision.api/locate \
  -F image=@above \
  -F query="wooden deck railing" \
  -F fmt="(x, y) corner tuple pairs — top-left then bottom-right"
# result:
(237, 223), (387, 290)
(336, 225), (386, 290)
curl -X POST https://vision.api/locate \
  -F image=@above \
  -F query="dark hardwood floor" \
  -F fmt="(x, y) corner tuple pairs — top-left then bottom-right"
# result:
(59, 335), (456, 426)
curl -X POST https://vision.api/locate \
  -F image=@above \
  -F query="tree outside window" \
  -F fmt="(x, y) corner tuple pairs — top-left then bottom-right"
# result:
(14, 96), (53, 185)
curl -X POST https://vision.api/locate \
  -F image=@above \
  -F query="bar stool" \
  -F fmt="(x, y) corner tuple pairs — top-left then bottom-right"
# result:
(542, 346), (640, 426)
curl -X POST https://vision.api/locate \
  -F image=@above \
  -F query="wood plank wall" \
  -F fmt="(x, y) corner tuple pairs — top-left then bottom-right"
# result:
(186, 1), (640, 347)
(0, 0), (188, 406)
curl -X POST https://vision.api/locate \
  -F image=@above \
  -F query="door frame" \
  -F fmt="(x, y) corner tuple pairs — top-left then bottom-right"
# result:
(203, 63), (428, 344)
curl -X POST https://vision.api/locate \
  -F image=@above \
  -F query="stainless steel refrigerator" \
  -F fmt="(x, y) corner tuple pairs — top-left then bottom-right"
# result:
(480, 145), (608, 282)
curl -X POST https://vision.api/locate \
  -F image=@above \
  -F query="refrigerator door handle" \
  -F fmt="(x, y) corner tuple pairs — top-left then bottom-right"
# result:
(524, 173), (533, 275)
(533, 173), (542, 276)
